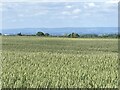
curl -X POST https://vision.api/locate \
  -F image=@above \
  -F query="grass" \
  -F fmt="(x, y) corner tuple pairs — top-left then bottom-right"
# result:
(1, 36), (118, 88)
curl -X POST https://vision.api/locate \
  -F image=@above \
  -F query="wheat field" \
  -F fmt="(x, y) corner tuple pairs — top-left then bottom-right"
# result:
(1, 36), (118, 88)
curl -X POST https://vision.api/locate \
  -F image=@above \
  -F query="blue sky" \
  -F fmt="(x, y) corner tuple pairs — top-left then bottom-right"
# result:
(1, 0), (118, 29)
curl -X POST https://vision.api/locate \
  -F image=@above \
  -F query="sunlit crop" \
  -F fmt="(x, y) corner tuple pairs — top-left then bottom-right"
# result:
(2, 36), (118, 88)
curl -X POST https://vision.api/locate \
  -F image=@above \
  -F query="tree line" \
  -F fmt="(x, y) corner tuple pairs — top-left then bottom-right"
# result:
(1, 32), (120, 38)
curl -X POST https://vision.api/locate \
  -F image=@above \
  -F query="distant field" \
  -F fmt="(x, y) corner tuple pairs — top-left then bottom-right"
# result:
(2, 36), (118, 88)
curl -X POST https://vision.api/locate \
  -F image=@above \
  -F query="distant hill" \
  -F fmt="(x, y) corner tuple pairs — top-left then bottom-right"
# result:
(2, 27), (118, 35)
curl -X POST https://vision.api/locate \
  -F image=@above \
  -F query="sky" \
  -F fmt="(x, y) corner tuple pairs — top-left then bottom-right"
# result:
(0, 0), (119, 29)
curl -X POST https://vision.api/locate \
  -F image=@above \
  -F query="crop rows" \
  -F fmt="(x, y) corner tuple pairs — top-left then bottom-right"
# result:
(1, 36), (118, 88)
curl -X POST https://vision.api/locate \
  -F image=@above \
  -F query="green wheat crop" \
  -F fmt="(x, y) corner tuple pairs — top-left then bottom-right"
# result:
(1, 36), (118, 88)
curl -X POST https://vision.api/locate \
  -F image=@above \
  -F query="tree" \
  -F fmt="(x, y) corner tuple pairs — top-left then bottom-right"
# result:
(17, 32), (22, 36)
(0, 33), (2, 35)
(36, 32), (45, 36)
(68, 33), (79, 38)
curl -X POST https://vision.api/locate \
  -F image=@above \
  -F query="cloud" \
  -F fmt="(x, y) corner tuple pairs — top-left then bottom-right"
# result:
(17, 10), (48, 18)
(62, 8), (81, 15)
(3, 2), (20, 9)
(72, 8), (81, 14)
(3, 1), (117, 23)
(84, 2), (96, 8)
(65, 5), (72, 9)
(33, 11), (48, 16)
(62, 11), (71, 15)
(2, 0), (118, 2)
(3, 2), (49, 18)
(83, 2), (96, 9)
(0, 3), (3, 12)
(105, 0), (119, 4)
(88, 3), (95, 7)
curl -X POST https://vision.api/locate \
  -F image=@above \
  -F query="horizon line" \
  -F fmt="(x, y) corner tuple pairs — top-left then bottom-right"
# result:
(1, 27), (118, 30)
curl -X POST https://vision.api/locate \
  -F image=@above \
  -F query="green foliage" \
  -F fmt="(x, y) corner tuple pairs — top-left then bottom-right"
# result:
(17, 33), (22, 36)
(2, 36), (118, 88)
(36, 32), (45, 36)
(68, 33), (79, 38)
(14, 32), (119, 38)
(79, 34), (98, 38)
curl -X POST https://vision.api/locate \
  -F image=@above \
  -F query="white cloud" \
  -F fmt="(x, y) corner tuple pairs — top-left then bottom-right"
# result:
(62, 8), (81, 16)
(65, 5), (72, 9)
(0, 3), (2, 7)
(88, 3), (95, 7)
(1, 0), (116, 2)
(83, 2), (96, 9)
(62, 11), (71, 15)
(34, 11), (48, 16)
(11, 18), (24, 22)
(3, 3), (20, 9)
(0, 3), (3, 12)
(17, 10), (48, 17)
(3, 2), (49, 18)
(72, 8), (81, 14)
(105, 0), (119, 4)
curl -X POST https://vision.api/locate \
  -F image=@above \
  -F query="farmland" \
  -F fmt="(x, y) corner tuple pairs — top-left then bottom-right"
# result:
(1, 36), (118, 88)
